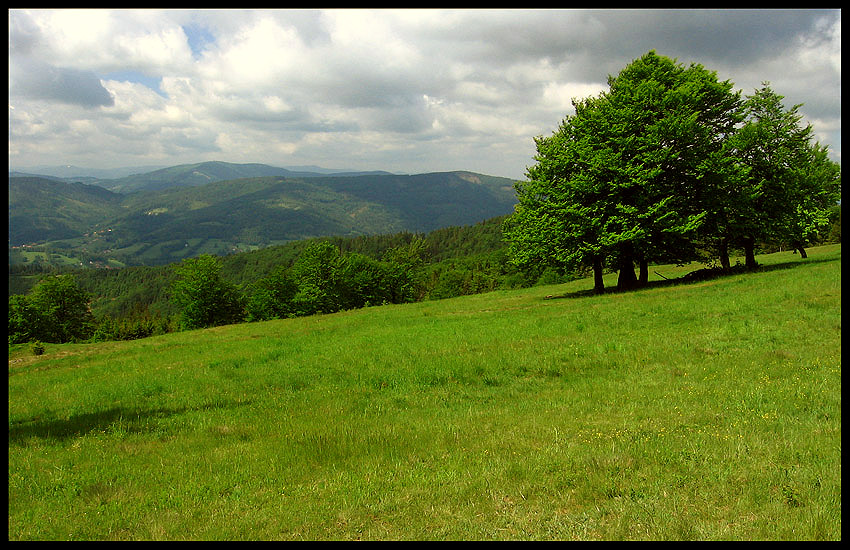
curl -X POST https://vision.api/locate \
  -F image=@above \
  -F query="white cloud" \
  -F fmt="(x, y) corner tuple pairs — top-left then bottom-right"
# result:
(541, 82), (608, 113)
(12, 9), (194, 74)
(8, 9), (842, 179)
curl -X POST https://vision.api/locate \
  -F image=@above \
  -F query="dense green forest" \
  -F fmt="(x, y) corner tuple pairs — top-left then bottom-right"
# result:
(10, 216), (516, 315)
(8, 216), (529, 343)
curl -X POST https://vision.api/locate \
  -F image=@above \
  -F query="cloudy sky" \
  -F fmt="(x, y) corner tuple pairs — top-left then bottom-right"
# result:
(8, 9), (841, 180)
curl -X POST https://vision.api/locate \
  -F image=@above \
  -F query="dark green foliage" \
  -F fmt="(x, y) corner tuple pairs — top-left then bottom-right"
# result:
(91, 314), (177, 342)
(8, 274), (96, 344)
(289, 241), (346, 316)
(424, 248), (524, 300)
(338, 253), (395, 310)
(427, 269), (470, 300)
(170, 254), (245, 330)
(8, 294), (41, 344)
(723, 85), (841, 266)
(9, 216), (523, 341)
(245, 268), (299, 322)
(381, 237), (427, 303)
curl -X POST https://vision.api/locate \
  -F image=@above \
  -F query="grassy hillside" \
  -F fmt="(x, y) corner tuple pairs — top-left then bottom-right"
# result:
(8, 245), (841, 540)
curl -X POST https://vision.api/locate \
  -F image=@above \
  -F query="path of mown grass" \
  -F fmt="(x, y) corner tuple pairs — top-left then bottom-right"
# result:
(8, 245), (841, 540)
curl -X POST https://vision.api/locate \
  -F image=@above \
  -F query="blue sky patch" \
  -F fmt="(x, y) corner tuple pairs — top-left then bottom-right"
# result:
(101, 71), (166, 98)
(182, 23), (216, 58)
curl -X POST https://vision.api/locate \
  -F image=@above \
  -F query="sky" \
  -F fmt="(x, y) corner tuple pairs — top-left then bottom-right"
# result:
(8, 8), (842, 181)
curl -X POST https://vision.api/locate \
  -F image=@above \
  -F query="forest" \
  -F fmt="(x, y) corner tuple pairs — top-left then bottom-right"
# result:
(8, 217), (537, 344)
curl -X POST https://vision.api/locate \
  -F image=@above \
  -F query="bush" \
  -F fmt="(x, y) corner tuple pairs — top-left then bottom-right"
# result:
(535, 267), (568, 286)
(92, 314), (177, 342)
(428, 269), (470, 300)
(290, 242), (345, 316)
(31, 341), (45, 356)
(245, 268), (299, 322)
(338, 253), (394, 310)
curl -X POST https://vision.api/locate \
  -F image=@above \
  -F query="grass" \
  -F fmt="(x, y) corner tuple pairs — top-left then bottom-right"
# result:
(8, 245), (841, 540)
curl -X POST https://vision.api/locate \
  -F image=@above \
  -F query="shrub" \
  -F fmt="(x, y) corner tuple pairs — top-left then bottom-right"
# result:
(30, 341), (45, 356)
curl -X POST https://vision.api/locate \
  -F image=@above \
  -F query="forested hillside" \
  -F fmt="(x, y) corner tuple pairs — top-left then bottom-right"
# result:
(90, 161), (396, 193)
(9, 166), (517, 267)
(8, 177), (124, 245)
(9, 216), (515, 321)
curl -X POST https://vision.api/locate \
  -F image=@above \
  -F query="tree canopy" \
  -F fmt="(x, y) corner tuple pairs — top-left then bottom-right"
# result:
(8, 274), (96, 344)
(170, 254), (245, 330)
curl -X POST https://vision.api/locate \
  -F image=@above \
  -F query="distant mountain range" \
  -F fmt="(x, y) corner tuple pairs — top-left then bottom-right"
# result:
(9, 161), (519, 266)
(10, 161), (398, 193)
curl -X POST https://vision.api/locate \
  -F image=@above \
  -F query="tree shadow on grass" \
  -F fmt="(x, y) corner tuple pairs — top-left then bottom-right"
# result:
(8, 399), (254, 445)
(547, 256), (838, 300)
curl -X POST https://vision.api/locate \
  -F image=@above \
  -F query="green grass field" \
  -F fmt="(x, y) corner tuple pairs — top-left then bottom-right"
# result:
(8, 245), (841, 540)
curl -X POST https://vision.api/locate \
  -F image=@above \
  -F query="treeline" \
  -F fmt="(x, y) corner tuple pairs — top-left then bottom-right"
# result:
(7, 217), (537, 345)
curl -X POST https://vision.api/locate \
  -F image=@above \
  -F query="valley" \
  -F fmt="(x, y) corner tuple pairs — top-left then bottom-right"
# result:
(9, 161), (518, 268)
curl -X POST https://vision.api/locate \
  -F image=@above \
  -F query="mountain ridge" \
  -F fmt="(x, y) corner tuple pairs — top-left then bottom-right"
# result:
(10, 161), (401, 194)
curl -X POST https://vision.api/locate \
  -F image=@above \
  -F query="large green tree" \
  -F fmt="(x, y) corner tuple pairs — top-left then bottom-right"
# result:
(170, 254), (245, 330)
(8, 274), (96, 344)
(725, 83), (841, 267)
(503, 93), (613, 294)
(594, 52), (743, 288)
(505, 51), (743, 292)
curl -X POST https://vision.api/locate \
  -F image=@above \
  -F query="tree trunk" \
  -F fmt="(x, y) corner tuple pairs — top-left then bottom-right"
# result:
(638, 258), (649, 286)
(719, 238), (731, 270)
(592, 255), (605, 294)
(742, 236), (758, 270)
(793, 241), (808, 258)
(617, 242), (638, 291)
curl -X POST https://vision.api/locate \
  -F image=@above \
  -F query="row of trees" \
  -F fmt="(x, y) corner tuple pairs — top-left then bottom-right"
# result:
(169, 239), (427, 330)
(504, 51), (841, 293)
(9, 230), (537, 344)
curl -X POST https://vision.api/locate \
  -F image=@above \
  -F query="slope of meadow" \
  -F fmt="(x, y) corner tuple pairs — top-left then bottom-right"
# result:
(8, 245), (841, 540)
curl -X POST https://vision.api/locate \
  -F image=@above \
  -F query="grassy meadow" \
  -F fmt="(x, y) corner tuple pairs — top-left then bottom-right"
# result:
(8, 245), (841, 540)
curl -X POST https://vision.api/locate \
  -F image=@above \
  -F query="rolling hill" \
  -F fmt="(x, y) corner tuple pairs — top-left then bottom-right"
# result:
(8, 177), (125, 245)
(91, 161), (397, 194)
(9, 163), (518, 266)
